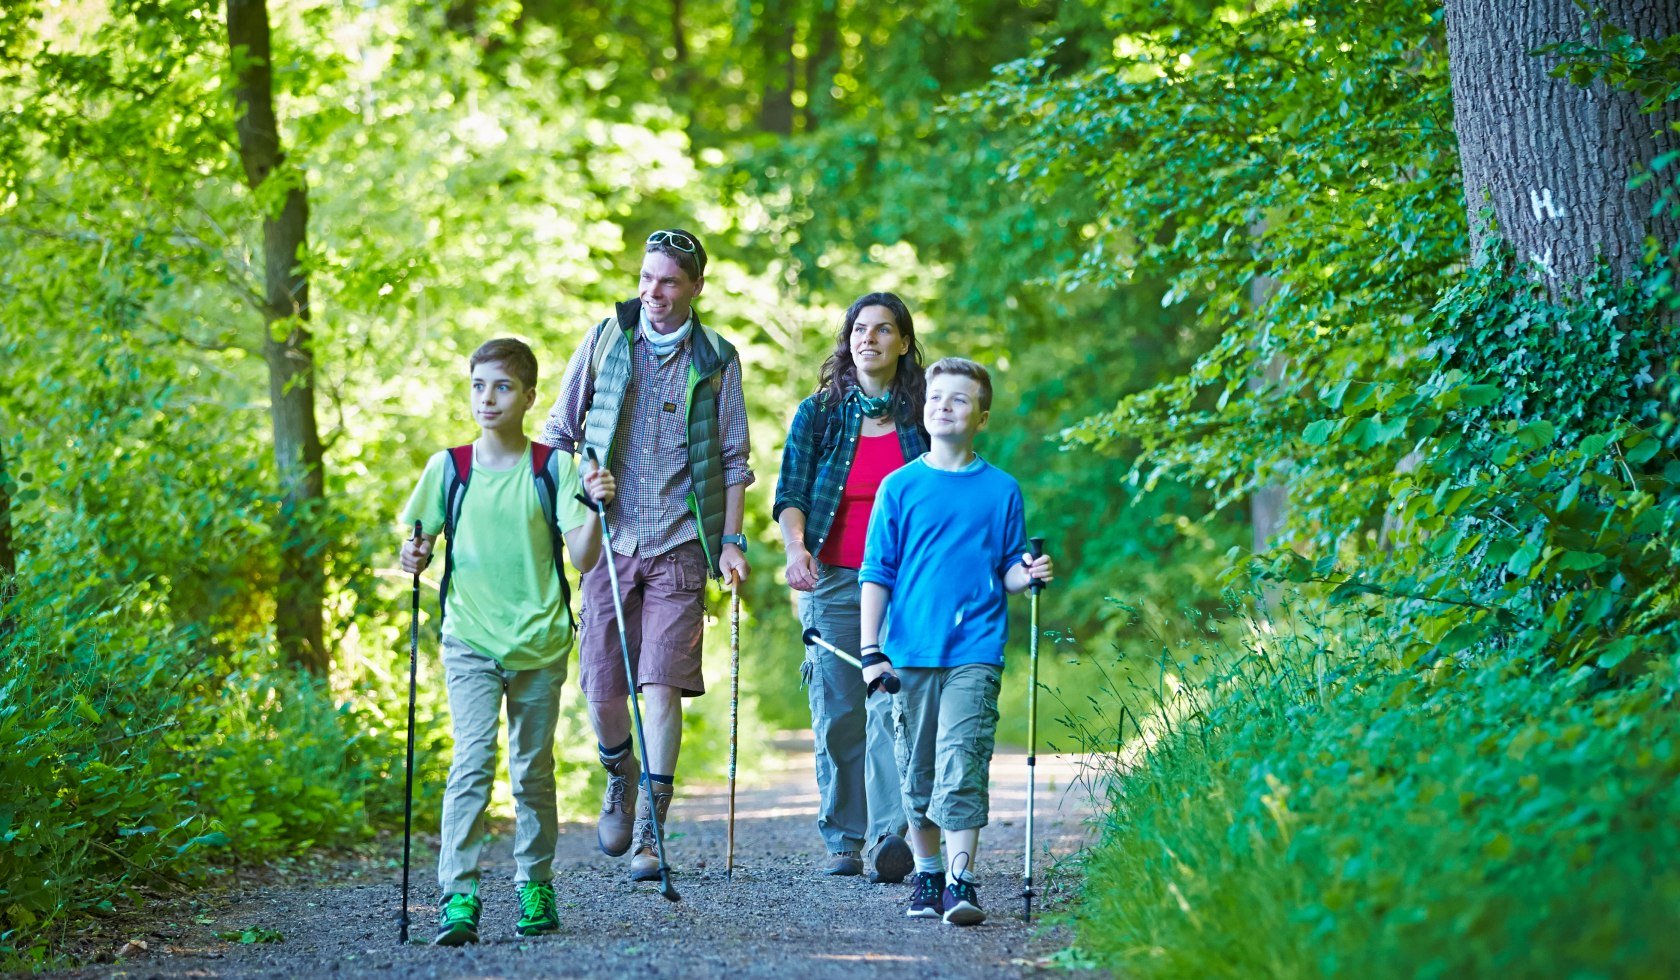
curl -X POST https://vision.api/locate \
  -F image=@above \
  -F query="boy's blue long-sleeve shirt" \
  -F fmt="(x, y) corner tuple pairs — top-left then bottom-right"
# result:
(859, 456), (1029, 668)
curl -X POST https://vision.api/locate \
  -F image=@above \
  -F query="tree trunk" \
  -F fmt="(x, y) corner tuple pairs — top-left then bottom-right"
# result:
(1247, 227), (1288, 611)
(757, 15), (797, 135)
(0, 438), (16, 636)
(671, 0), (688, 64)
(1445, 0), (1680, 286)
(444, 0), (478, 36)
(0, 439), (13, 583)
(802, 0), (839, 131)
(227, 0), (328, 675)
(1247, 221), (1288, 558)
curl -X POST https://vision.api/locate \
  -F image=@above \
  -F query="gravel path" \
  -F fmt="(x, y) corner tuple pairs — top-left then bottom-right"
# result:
(58, 734), (1100, 979)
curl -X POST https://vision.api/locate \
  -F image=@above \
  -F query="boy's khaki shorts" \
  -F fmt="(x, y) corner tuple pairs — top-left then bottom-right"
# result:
(577, 540), (707, 701)
(892, 663), (1003, 832)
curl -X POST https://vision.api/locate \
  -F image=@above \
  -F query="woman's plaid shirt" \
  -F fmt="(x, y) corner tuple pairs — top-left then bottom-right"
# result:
(773, 389), (929, 556)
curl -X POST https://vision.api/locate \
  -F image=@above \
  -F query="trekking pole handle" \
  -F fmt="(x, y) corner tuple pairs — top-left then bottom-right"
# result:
(803, 628), (900, 694)
(1029, 536), (1046, 594)
(584, 447), (607, 513)
(411, 520), (425, 574)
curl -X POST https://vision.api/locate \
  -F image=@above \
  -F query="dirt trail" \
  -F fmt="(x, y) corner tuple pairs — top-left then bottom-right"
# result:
(59, 734), (1101, 979)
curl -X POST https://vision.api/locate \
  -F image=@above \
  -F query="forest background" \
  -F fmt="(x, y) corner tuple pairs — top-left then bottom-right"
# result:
(2, 0), (1678, 974)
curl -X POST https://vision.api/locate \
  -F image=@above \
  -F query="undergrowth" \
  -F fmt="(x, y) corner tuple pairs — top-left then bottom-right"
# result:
(1067, 599), (1680, 977)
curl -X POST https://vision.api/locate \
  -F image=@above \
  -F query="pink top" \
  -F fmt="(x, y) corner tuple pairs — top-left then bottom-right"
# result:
(818, 432), (906, 570)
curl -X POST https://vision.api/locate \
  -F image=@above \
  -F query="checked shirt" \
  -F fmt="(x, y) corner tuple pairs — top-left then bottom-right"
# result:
(544, 315), (752, 559)
(773, 388), (928, 558)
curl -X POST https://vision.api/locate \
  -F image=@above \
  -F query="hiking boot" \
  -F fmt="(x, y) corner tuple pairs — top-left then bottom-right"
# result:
(942, 877), (985, 926)
(435, 887), (481, 946)
(628, 779), (673, 882)
(867, 833), (913, 884)
(515, 880), (559, 937)
(905, 870), (946, 919)
(598, 749), (640, 857)
(824, 850), (863, 876)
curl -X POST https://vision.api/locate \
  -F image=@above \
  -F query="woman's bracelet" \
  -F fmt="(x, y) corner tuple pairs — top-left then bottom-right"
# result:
(860, 643), (882, 655)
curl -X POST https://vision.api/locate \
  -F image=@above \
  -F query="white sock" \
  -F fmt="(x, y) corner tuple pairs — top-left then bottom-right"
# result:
(954, 868), (978, 884)
(915, 854), (943, 875)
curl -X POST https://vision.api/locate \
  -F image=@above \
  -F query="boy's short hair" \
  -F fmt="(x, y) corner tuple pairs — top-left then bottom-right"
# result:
(645, 227), (707, 281)
(469, 338), (539, 390)
(925, 357), (993, 412)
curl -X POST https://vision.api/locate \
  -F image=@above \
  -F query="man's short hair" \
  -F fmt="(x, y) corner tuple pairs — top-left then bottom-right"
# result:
(926, 357), (993, 412)
(469, 337), (538, 389)
(645, 227), (707, 281)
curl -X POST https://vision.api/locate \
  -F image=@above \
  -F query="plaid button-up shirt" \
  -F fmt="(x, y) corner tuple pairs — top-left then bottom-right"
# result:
(773, 389), (929, 557)
(544, 314), (753, 558)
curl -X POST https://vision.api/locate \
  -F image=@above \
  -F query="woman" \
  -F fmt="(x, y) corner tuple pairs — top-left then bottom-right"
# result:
(774, 292), (928, 882)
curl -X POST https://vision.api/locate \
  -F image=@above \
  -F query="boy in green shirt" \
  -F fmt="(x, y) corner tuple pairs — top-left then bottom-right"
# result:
(399, 338), (615, 945)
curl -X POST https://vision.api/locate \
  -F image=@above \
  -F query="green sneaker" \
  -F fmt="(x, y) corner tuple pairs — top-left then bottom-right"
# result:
(435, 886), (481, 946)
(515, 880), (560, 936)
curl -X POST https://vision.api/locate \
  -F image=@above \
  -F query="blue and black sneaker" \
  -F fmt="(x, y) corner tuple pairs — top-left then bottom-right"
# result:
(941, 877), (985, 926)
(906, 871), (946, 919)
(435, 885), (482, 946)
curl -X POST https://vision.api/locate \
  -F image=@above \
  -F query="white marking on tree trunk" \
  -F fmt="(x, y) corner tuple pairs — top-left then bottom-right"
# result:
(1529, 188), (1564, 222)
(1529, 248), (1558, 279)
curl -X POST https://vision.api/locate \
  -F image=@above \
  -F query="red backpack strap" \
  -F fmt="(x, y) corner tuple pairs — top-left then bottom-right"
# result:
(437, 445), (476, 635)
(448, 445), (475, 485)
(527, 441), (576, 630)
(530, 440), (555, 475)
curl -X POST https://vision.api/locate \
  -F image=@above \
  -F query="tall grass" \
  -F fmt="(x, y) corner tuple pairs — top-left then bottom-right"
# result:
(1071, 598), (1680, 977)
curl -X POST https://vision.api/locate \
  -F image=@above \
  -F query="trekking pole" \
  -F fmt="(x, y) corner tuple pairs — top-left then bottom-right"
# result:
(1022, 536), (1046, 923)
(584, 449), (681, 902)
(399, 520), (422, 944)
(801, 628), (900, 694)
(726, 581), (740, 881)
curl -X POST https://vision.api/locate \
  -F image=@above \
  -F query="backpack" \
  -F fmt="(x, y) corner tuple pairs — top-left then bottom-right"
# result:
(437, 441), (576, 634)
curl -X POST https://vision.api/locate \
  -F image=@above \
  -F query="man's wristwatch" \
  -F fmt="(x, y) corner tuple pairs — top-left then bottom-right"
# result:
(722, 533), (748, 550)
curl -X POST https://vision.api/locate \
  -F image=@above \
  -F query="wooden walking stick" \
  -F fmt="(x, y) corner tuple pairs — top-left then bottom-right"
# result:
(726, 582), (741, 879)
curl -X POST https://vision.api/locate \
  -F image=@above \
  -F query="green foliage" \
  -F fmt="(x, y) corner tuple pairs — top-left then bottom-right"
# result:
(0, 570), (381, 967)
(3, 0), (1672, 970)
(1072, 603), (1680, 977)
(957, 0), (1680, 972)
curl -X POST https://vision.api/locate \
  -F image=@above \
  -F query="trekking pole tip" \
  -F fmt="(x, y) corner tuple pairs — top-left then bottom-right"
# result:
(802, 627), (821, 645)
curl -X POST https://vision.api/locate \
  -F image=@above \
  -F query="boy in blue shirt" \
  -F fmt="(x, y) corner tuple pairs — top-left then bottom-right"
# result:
(858, 357), (1055, 926)
(399, 338), (615, 945)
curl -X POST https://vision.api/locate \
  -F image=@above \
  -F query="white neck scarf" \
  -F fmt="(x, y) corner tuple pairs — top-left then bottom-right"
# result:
(641, 308), (693, 357)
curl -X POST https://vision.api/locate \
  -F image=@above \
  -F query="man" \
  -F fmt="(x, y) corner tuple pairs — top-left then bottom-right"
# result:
(543, 228), (752, 882)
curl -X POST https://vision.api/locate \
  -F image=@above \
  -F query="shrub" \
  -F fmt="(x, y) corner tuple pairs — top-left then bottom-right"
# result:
(1074, 603), (1680, 977)
(0, 570), (391, 968)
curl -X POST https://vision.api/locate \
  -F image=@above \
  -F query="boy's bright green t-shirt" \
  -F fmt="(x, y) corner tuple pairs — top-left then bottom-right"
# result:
(400, 443), (591, 670)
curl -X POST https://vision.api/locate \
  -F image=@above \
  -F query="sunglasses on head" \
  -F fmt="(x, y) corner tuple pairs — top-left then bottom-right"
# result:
(646, 230), (697, 253)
